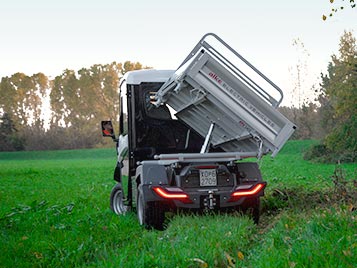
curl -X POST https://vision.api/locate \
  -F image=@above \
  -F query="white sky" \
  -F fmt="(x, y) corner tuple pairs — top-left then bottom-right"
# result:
(0, 0), (356, 106)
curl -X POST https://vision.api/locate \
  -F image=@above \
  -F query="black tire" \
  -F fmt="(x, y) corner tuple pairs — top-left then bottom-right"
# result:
(137, 188), (165, 230)
(110, 183), (128, 215)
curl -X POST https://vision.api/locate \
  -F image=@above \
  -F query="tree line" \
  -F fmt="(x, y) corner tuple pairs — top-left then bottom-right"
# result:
(0, 61), (146, 151)
(0, 32), (356, 162)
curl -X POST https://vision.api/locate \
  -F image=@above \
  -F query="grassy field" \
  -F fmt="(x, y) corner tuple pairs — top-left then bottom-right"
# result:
(0, 141), (356, 267)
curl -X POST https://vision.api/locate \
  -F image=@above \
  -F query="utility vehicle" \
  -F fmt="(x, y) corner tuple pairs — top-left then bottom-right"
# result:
(102, 33), (296, 230)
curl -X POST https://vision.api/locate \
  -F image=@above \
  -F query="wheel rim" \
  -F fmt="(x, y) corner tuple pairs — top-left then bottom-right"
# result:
(137, 192), (144, 225)
(113, 189), (127, 214)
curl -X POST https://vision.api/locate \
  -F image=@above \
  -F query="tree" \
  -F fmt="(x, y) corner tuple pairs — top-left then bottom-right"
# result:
(0, 113), (24, 151)
(289, 38), (311, 110)
(122, 61), (146, 75)
(318, 31), (357, 161)
(0, 73), (48, 128)
(49, 61), (149, 149)
(282, 38), (324, 140)
(0, 73), (49, 151)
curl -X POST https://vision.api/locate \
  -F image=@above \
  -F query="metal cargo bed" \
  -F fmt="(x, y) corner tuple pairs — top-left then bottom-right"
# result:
(154, 33), (296, 157)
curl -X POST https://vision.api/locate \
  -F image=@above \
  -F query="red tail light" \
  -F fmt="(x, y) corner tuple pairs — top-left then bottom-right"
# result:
(152, 187), (192, 203)
(229, 182), (266, 201)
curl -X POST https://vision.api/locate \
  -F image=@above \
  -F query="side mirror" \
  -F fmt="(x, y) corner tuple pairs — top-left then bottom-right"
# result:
(101, 121), (116, 140)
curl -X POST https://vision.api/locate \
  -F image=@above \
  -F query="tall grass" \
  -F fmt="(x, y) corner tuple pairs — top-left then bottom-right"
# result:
(0, 141), (356, 267)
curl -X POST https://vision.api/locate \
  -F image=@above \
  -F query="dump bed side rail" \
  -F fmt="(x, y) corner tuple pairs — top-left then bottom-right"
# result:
(177, 33), (283, 107)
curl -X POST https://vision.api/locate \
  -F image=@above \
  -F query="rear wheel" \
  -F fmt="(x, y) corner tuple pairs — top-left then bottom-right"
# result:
(110, 183), (128, 215)
(137, 188), (165, 230)
(242, 198), (261, 224)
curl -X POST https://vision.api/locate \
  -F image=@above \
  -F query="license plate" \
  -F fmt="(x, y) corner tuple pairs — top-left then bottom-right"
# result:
(199, 169), (217, 186)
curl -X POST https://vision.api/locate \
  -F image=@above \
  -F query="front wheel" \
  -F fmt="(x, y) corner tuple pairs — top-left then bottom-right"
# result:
(137, 187), (165, 230)
(110, 183), (128, 215)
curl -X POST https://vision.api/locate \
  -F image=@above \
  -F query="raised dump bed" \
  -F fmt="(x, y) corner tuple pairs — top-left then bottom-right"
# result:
(154, 33), (296, 157)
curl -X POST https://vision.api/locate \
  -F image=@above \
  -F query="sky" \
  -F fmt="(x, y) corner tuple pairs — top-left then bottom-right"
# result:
(0, 0), (356, 106)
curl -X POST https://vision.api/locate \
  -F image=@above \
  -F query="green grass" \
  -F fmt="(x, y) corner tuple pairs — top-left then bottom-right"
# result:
(0, 141), (356, 267)
(247, 209), (357, 268)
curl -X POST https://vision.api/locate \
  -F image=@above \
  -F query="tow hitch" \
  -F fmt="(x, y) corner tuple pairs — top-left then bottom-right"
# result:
(203, 190), (217, 209)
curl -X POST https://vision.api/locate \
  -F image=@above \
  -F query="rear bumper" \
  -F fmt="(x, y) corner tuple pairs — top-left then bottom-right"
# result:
(142, 182), (266, 209)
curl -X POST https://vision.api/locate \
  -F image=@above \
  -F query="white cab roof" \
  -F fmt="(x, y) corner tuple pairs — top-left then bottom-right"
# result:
(122, 69), (174, 85)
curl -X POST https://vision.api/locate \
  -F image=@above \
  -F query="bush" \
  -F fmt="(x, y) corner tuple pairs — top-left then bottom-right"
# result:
(304, 143), (330, 162)
(324, 115), (357, 162)
(303, 142), (356, 163)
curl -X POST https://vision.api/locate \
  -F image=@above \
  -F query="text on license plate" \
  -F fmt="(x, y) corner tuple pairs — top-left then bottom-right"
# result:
(199, 169), (217, 186)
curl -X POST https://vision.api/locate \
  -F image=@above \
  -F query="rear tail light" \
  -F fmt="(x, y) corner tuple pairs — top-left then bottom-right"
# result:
(152, 186), (192, 203)
(229, 182), (266, 202)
